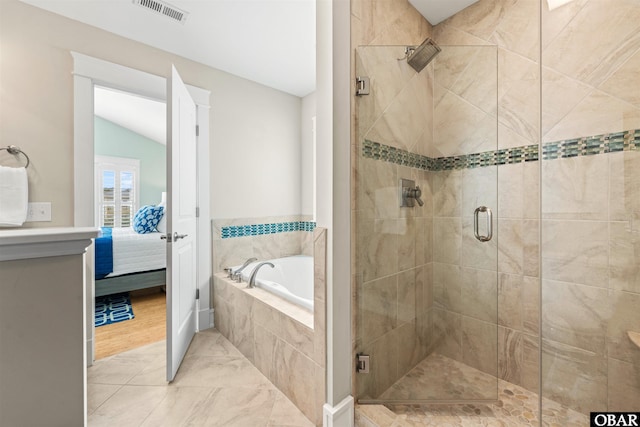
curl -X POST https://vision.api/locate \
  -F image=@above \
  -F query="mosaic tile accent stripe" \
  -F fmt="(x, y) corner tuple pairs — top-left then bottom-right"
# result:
(362, 140), (434, 170)
(543, 129), (639, 160)
(362, 139), (539, 171)
(221, 221), (316, 239)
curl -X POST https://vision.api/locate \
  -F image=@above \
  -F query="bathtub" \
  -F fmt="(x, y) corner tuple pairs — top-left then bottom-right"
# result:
(232, 255), (314, 311)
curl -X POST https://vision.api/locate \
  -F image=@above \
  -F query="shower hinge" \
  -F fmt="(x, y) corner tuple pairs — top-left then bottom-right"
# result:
(355, 76), (370, 96)
(356, 353), (370, 373)
(196, 124), (200, 137)
(196, 288), (200, 300)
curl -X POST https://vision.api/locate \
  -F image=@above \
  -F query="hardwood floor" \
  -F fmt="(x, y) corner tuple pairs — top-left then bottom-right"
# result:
(95, 287), (166, 360)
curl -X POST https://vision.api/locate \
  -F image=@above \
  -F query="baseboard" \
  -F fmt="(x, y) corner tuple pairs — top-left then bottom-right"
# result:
(198, 308), (214, 330)
(323, 395), (354, 427)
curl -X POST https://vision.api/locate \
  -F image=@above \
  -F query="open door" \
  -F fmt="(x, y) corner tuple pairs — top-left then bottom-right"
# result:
(166, 65), (198, 382)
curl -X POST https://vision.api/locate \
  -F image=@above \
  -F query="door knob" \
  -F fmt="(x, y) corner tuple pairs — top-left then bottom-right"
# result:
(173, 232), (188, 240)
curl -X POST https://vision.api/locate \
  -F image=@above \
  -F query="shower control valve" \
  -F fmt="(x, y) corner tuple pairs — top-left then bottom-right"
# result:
(400, 178), (425, 207)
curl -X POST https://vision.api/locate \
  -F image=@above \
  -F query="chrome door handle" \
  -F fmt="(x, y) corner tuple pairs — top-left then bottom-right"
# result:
(474, 206), (493, 242)
(173, 232), (188, 240)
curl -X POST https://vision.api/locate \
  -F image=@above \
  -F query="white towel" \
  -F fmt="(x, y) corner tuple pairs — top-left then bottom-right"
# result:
(0, 166), (28, 227)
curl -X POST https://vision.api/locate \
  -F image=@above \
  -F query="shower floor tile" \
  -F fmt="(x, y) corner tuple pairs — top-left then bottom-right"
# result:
(379, 353), (499, 401)
(357, 353), (588, 427)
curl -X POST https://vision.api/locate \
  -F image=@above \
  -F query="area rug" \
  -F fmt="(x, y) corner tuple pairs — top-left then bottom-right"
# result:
(95, 292), (135, 327)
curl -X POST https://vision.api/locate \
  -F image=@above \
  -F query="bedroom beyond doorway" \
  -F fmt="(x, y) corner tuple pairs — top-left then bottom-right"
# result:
(95, 286), (166, 359)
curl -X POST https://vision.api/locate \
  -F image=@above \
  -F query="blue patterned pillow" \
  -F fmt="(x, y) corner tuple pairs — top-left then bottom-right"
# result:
(132, 205), (164, 234)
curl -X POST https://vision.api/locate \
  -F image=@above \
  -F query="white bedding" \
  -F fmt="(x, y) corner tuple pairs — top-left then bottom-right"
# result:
(107, 227), (166, 277)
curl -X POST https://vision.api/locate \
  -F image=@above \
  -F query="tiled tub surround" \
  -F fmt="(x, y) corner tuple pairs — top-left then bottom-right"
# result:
(212, 215), (315, 274)
(221, 220), (317, 238)
(213, 228), (326, 425)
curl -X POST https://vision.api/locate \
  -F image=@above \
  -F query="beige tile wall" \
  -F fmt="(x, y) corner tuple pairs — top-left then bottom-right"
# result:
(351, 0), (640, 416)
(429, 0), (542, 397)
(351, 0), (435, 400)
(211, 215), (314, 274)
(539, 0), (640, 416)
(213, 228), (327, 425)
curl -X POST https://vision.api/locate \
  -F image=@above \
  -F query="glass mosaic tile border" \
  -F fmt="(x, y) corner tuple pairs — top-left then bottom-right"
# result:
(362, 139), (538, 171)
(543, 129), (639, 160)
(221, 221), (316, 239)
(363, 129), (639, 170)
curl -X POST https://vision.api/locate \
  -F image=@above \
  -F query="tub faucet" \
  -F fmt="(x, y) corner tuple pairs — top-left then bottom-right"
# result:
(232, 257), (257, 282)
(248, 262), (275, 288)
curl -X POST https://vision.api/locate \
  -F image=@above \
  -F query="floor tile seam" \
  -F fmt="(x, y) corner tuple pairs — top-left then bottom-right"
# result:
(136, 386), (221, 427)
(182, 353), (248, 362)
(172, 380), (278, 390)
(265, 389), (282, 427)
(89, 383), (125, 416)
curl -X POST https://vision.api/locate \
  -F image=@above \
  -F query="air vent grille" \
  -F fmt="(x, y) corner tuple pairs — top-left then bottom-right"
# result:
(133, 0), (188, 24)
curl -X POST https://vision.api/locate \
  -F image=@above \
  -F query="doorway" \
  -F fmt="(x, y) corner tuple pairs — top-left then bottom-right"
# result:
(93, 86), (168, 359)
(72, 53), (212, 377)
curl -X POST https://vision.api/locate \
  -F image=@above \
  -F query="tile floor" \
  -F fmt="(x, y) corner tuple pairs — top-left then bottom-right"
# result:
(88, 328), (314, 427)
(356, 353), (589, 427)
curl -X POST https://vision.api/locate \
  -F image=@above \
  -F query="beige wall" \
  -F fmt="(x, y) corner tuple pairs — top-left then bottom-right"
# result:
(352, 0), (640, 416)
(539, 0), (640, 415)
(211, 214), (314, 274)
(430, 0), (542, 396)
(0, 0), (304, 227)
(351, 0), (434, 399)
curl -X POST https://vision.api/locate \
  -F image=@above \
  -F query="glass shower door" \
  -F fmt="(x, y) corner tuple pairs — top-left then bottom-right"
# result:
(354, 44), (500, 403)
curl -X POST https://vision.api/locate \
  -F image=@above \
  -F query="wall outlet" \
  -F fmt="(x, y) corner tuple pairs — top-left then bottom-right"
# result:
(26, 202), (52, 222)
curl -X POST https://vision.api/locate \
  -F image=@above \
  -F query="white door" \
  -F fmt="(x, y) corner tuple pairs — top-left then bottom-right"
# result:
(166, 65), (198, 382)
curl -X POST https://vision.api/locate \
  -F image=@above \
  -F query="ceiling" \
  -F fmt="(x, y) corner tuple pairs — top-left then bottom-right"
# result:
(19, 0), (316, 98)
(94, 86), (167, 144)
(408, 0), (479, 25)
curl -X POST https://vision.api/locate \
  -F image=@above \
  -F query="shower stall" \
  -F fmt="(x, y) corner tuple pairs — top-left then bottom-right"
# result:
(353, 0), (640, 423)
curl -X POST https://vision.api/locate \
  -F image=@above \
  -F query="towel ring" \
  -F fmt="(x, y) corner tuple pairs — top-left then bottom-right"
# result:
(1, 145), (30, 168)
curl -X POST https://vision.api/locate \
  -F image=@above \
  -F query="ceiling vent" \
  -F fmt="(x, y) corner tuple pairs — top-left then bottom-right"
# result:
(133, 0), (189, 24)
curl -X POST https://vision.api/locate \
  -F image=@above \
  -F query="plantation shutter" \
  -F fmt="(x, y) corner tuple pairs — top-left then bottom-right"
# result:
(95, 156), (140, 228)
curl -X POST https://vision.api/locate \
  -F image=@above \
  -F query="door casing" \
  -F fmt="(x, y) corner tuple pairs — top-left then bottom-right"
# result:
(71, 52), (211, 366)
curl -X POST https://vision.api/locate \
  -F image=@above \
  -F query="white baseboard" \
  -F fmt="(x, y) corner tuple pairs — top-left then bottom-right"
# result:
(198, 308), (214, 330)
(323, 395), (354, 427)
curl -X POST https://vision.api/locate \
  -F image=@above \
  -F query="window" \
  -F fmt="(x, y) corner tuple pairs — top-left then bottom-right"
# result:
(95, 156), (140, 228)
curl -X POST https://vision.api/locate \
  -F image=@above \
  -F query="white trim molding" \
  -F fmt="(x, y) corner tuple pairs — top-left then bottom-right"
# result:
(323, 395), (354, 427)
(0, 227), (99, 261)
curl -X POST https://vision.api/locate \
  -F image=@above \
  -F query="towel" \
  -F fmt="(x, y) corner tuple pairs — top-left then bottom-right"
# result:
(0, 165), (28, 227)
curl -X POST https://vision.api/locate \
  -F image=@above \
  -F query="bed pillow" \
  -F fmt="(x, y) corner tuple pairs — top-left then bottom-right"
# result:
(156, 210), (167, 233)
(156, 198), (167, 233)
(132, 205), (164, 234)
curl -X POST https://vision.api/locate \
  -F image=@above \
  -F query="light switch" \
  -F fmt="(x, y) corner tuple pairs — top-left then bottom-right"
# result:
(26, 202), (52, 222)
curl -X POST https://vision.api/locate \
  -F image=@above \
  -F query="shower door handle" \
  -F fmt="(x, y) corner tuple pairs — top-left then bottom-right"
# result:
(474, 206), (493, 242)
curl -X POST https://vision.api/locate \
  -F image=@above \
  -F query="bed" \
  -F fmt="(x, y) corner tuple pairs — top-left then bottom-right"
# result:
(94, 227), (166, 297)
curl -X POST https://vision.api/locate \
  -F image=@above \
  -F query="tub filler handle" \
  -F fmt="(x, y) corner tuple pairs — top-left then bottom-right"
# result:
(248, 262), (275, 288)
(232, 257), (258, 282)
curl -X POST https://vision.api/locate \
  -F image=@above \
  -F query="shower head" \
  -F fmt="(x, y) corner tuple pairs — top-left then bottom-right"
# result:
(404, 38), (441, 73)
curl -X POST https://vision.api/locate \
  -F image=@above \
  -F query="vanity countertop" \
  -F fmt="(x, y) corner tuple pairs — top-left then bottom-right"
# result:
(0, 227), (98, 261)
